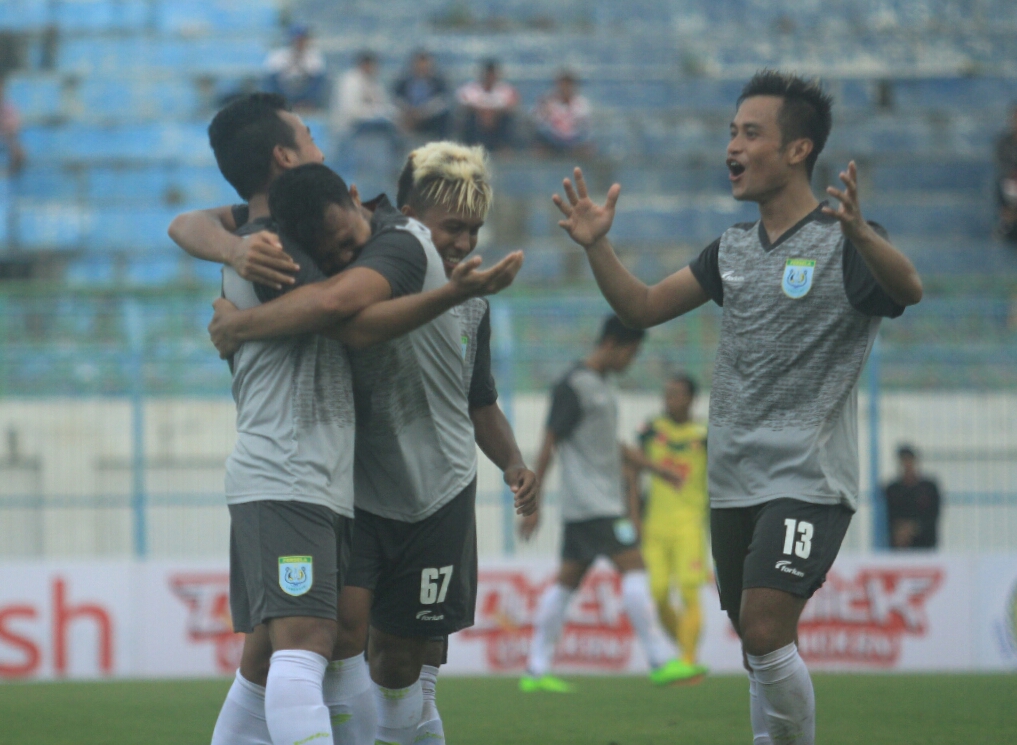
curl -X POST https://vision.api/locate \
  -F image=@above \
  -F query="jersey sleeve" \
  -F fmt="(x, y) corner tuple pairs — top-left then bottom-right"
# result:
(687, 237), (723, 306)
(254, 234), (328, 303)
(842, 222), (906, 318)
(231, 204), (249, 229)
(468, 305), (499, 409)
(546, 378), (582, 440)
(348, 231), (427, 298)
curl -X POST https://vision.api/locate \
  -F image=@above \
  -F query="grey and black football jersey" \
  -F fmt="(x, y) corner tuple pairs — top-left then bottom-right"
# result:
(689, 205), (905, 511)
(223, 218), (355, 517)
(458, 297), (498, 409)
(547, 364), (626, 522)
(350, 219), (478, 523)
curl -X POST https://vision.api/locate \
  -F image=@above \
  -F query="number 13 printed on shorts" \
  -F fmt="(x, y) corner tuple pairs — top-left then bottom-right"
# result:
(782, 519), (813, 559)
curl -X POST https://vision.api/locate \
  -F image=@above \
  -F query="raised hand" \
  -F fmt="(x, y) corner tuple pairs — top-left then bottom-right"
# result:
(553, 167), (621, 249)
(208, 297), (242, 359)
(449, 250), (524, 298)
(505, 464), (539, 516)
(822, 161), (868, 241)
(228, 230), (299, 289)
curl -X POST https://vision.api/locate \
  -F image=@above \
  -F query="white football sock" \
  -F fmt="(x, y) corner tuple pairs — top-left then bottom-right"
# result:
(746, 643), (815, 745)
(527, 583), (574, 676)
(323, 654), (376, 745)
(415, 664), (444, 743)
(211, 670), (272, 745)
(374, 681), (423, 745)
(748, 669), (774, 745)
(265, 649), (332, 745)
(620, 571), (677, 668)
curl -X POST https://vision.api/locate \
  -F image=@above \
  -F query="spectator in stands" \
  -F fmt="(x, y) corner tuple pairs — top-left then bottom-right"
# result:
(532, 69), (594, 157)
(330, 51), (399, 145)
(885, 445), (942, 550)
(0, 76), (25, 176)
(456, 59), (518, 152)
(263, 24), (328, 111)
(392, 50), (451, 141)
(995, 104), (1017, 245)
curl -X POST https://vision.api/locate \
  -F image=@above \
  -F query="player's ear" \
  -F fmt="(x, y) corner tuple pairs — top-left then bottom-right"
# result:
(401, 204), (416, 217)
(786, 138), (813, 169)
(273, 143), (297, 169)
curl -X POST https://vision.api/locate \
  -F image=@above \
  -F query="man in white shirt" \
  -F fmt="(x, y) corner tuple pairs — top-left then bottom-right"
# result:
(263, 25), (327, 111)
(331, 51), (399, 140)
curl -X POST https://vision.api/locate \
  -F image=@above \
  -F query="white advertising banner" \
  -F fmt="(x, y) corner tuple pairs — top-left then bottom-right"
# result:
(0, 555), (1011, 680)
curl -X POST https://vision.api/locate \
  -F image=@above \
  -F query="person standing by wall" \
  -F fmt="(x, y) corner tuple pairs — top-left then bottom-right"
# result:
(885, 445), (942, 550)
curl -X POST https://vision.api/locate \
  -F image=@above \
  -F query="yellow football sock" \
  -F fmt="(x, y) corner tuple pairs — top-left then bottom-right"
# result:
(677, 586), (702, 665)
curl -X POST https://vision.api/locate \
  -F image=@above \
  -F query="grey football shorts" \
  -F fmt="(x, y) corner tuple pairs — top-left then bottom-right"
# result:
(561, 515), (640, 564)
(228, 500), (352, 634)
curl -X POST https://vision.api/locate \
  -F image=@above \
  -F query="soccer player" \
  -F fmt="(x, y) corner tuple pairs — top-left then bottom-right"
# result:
(627, 373), (709, 680)
(551, 71), (922, 744)
(519, 315), (688, 693)
(207, 141), (537, 745)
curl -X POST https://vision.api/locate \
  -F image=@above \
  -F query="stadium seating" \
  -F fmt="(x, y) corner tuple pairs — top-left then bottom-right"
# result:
(0, 0), (1015, 394)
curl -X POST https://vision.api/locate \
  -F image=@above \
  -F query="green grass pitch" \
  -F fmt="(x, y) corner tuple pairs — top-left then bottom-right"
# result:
(2, 674), (1015, 744)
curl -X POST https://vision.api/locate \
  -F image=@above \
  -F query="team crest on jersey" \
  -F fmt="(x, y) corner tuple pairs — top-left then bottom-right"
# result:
(279, 556), (313, 597)
(782, 258), (816, 299)
(613, 518), (637, 546)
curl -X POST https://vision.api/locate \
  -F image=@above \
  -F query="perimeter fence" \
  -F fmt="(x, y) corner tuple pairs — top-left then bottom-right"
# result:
(0, 283), (1014, 559)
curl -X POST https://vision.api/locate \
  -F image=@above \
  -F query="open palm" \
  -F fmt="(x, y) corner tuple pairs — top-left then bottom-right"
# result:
(553, 167), (621, 249)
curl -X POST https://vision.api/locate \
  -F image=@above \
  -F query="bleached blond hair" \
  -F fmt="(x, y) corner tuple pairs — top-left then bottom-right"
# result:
(396, 141), (493, 220)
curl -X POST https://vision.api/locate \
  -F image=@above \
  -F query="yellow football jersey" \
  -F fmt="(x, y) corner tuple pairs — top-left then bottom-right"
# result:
(638, 416), (708, 534)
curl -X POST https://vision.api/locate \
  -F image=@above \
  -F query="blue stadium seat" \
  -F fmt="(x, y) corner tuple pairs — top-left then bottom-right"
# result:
(866, 199), (992, 238)
(126, 255), (182, 285)
(84, 206), (179, 251)
(79, 78), (201, 123)
(153, 0), (278, 35)
(6, 75), (63, 122)
(15, 201), (91, 250)
(88, 166), (172, 204)
(53, 0), (116, 33)
(170, 165), (237, 209)
(65, 254), (117, 285)
(870, 161), (993, 195)
(0, 0), (50, 31)
(10, 167), (82, 201)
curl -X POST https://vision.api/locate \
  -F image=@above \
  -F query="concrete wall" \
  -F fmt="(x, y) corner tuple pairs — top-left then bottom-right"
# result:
(0, 392), (1014, 558)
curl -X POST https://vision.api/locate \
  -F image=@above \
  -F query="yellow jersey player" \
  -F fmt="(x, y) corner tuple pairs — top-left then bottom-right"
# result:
(629, 373), (708, 680)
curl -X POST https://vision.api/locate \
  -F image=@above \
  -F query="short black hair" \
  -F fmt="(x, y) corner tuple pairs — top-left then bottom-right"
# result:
(598, 314), (646, 346)
(897, 444), (918, 460)
(669, 372), (697, 398)
(268, 164), (354, 257)
(737, 70), (833, 179)
(208, 93), (297, 200)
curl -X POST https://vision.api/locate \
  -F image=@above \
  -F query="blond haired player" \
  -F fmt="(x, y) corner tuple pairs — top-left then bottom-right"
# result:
(628, 373), (709, 681)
